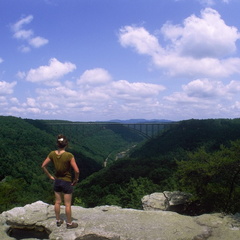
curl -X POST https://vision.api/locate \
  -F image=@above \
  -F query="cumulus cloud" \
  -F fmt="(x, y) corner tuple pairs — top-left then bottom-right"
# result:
(162, 8), (239, 58)
(161, 78), (240, 119)
(9, 106), (41, 114)
(119, 8), (240, 78)
(25, 98), (37, 107)
(226, 80), (240, 93)
(27, 67), (166, 119)
(119, 26), (164, 56)
(13, 29), (33, 40)
(156, 56), (240, 78)
(22, 58), (76, 84)
(182, 79), (228, 98)
(165, 78), (240, 103)
(0, 81), (17, 95)
(29, 36), (49, 48)
(109, 80), (165, 100)
(37, 86), (78, 99)
(198, 0), (231, 5)
(76, 68), (165, 101)
(77, 68), (112, 85)
(11, 15), (48, 52)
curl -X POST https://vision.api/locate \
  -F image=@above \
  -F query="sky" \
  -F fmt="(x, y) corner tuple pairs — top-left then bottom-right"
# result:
(1, 0), (240, 121)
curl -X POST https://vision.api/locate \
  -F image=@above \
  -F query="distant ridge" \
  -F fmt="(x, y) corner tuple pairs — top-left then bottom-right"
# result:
(108, 119), (173, 124)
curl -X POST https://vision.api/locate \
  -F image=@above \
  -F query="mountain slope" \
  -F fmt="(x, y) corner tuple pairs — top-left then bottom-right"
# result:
(75, 118), (240, 211)
(26, 119), (145, 165)
(130, 118), (240, 158)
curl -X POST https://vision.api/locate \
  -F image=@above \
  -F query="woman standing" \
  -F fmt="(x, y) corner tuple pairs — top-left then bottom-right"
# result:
(41, 134), (80, 229)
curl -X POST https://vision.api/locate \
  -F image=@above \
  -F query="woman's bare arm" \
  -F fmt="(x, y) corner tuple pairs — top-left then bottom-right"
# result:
(70, 157), (80, 185)
(41, 157), (55, 180)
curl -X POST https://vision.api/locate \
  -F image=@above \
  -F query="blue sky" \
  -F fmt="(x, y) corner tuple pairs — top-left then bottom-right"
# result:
(1, 0), (240, 121)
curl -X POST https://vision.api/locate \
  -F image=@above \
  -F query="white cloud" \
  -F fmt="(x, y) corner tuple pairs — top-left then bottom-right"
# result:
(109, 80), (165, 100)
(77, 68), (112, 85)
(10, 98), (19, 104)
(162, 8), (239, 58)
(165, 78), (240, 104)
(182, 79), (228, 98)
(12, 15), (33, 32)
(18, 45), (31, 53)
(226, 80), (240, 93)
(154, 55), (240, 78)
(161, 78), (240, 120)
(37, 86), (78, 99)
(29, 36), (49, 48)
(119, 26), (164, 56)
(0, 58), (3, 63)
(9, 106), (41, 114)
(119, 8), (240, 78)
(27, 107), (42, 113)
(46, 73), (164, 103)
(13, 29), (33, 40)
(232, 101), (240, 111)
(0, 81), (17, 95)
(24, 58), (76, 84)
(11, 15), (48, 51)
(76, 68), (165, 102)
(26, 98), (37, 107)
(176, 0), (230, 4)
(23, 67), (166, 119)
(197, 0), (230, 5)
(198, 0), (215, 6)
(0, 96), (7, 106)
(17, 71), (26, 79)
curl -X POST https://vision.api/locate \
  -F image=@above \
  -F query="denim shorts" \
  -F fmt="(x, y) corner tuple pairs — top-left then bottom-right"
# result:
(54, 179), (73, 194)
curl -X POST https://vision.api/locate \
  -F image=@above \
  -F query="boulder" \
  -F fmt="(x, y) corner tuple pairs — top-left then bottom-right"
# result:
(142, 192), (168, 211)
(142, 191), (192, 213)
(0, 201), (240, 240)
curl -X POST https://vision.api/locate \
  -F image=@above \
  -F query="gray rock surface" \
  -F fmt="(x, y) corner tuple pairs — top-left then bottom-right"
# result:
(142, 191), (192, 211)
(0, 201), (240, 240)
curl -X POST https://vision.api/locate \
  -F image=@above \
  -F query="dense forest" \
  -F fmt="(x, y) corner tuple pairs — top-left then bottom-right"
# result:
(0, 116), (144, 212)
(76, 118), (240, 214)
(1, 116), (240, 215)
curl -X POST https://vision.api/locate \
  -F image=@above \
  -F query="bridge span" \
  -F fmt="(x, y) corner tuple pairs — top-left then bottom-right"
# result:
(46, 121), (178, 139)
(121, 122), (178, 138)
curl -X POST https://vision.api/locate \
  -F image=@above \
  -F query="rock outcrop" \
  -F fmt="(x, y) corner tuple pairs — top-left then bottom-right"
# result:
(142, 191), (193, 213)
(1, 201), (240, 240)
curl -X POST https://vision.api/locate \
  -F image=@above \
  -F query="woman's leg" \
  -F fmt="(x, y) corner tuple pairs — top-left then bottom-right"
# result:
(64, 193), (72, 223)
(54, 191), (62, 220)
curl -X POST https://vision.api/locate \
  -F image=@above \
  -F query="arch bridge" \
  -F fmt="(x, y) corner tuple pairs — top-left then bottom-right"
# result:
(122, 122), (178, 139)
(46, 121), (178, 139)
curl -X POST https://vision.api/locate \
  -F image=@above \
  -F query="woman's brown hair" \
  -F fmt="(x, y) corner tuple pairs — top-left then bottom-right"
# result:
(57, 134), (68, 149)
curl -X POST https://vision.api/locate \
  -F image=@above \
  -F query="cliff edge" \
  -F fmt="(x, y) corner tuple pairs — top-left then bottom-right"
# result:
(0, 201), (240, 240)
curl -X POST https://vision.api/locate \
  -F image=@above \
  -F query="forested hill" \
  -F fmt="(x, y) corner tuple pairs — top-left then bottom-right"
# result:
(0, 116), (103, 180)
(25, 118), (145, 165)
(0, 116), (144, 212)
(2, 117), (240, 215)
(131, 118), (240, 158)
(76, 118), (240, 215)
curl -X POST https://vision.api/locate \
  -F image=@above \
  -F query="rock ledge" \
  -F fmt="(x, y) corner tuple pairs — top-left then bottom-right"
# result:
(1, 201), (240, 240)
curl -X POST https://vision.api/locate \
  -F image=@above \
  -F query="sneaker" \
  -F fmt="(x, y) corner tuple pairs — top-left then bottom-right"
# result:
(66, 222), (78, 229)
(56, 219), (64, 227)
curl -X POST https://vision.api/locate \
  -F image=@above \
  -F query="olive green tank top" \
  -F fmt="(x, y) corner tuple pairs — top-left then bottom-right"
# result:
(48, 151), (74, 182)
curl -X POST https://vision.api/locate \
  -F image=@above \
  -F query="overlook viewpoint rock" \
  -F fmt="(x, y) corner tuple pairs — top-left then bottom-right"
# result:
(1, 201), (240, 240)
